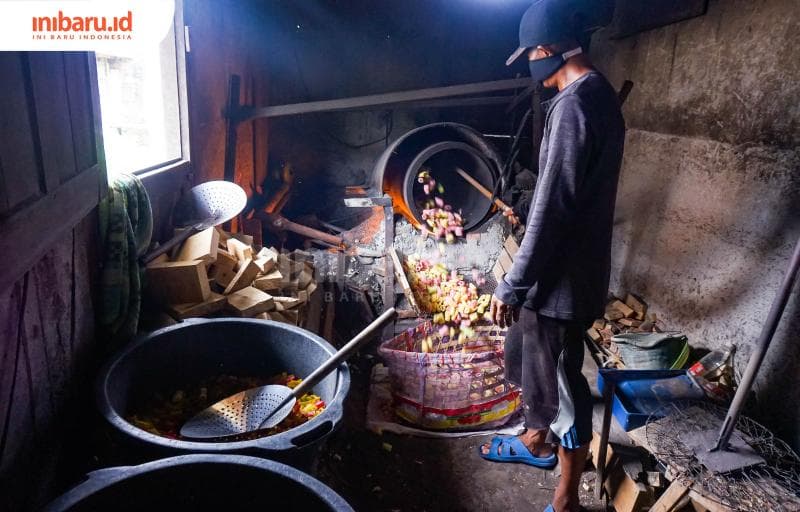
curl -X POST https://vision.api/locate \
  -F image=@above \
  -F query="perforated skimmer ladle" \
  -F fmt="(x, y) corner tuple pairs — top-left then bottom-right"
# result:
(143, 180), (247, 264)
(180, 308), (397, 439)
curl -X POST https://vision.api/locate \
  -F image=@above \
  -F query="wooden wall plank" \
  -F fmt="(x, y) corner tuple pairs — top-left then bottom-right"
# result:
(0, 213), (97, 511)
(0, 278), (24, 471)
(0, 164), (101, 293)
(0, 53), (44, 216)
(28, 52), (78, 191)
(63, 52), (97, 172)
(0, 50), (102, 511)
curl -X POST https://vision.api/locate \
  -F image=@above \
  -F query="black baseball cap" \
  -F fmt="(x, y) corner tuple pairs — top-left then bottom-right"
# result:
(506, 0), (583, 66)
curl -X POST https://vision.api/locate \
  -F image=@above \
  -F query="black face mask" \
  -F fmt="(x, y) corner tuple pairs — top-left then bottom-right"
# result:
(528, 47), (583, 85)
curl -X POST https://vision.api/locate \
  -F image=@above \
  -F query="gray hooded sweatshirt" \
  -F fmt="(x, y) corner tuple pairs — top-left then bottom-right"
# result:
(494, 71), (625, 321)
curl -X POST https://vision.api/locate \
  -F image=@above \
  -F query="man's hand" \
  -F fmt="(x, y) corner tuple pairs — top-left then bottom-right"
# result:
(502, 206), (520, 226)
(490, 295), (520, 328)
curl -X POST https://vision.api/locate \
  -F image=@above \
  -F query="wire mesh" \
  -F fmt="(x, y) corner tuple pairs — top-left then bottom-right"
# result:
(644, 401), (800, 511)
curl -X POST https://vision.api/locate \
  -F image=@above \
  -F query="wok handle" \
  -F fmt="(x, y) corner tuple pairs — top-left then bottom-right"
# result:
(142, 227), (198, 264)
(290, 308), (397, 399)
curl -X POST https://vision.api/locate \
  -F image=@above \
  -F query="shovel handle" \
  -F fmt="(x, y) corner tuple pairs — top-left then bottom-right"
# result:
(455, 167), (511, 211)
(142, 227), (198, 264)
(290, 308), (397, 398)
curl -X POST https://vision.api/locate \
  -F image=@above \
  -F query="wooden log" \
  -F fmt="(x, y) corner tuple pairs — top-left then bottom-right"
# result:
(175, 226), (219, 263)
(229, 232), (254, 247)
(226, 238), (253, 262)
(223, 258), (260, 294)
(225, 286), (274, 317)
(608, 299), (635, 318)
(604, 310), (624, 322)
(619, 318), (643, 328)
(503, 236), (520, 258)
(305, 281), (318, 296)
(610, 470), (654, 512)
(281, 308), (299, 325)
(146, 260), (210, 304)
(254, 247), (277, 274)
(322, 283), (336, 342)
(592, 319), (606, 331)
(293, 267), (313, 289)
(492, 262), (505, 282)
(253, 269), (283, 292)
(146, 252), (170, 267)
(302, 281), (323, 333)
(209, 249), (238, 287)
(215, 226), (231, 246)
(650, 481), (689, 512)
(625, 293), (647, 315)
(498, 248), (514, 274)
(167, 292), (227, 320)
(282, 277), (299, 293)
(273, 296), (301, 309)
(297, 289), (309, 304)
(587, 327), (603, 343)
(289, 249), (314, 265)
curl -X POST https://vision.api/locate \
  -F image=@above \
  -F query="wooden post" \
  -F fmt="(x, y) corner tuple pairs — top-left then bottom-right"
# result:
(222, 74), (241, 231)
(382, 198), (396, 340)
(596, 380), (616, 500)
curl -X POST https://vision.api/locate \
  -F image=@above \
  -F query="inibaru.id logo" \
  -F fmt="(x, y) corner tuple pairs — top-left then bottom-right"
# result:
(32, 11), (133, 40)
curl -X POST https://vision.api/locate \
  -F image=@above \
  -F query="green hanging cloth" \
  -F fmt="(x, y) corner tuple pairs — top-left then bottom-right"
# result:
(98, 173), (153, 343)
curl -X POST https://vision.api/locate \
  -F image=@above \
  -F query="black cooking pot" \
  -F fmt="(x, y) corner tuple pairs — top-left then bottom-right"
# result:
(45, 454), (353, 511)
(96, 318), (349, 468)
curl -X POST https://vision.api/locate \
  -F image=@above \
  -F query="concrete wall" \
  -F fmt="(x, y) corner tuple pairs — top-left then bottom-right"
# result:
(591, 0), (800, 446)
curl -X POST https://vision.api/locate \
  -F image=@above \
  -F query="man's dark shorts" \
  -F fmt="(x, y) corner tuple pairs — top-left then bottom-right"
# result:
(504, 306), (593, 449)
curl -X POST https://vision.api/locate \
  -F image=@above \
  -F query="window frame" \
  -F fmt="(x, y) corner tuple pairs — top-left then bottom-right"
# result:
(98, 0), (191, 180)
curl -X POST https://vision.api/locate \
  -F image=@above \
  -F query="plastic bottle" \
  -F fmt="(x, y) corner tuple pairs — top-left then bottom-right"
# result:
(689, 345), (736, 401)
(689, 345), (736, 379)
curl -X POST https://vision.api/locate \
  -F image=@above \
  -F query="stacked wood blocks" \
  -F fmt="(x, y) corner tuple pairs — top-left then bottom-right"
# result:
(491, 236), (519, 283)
(589, 433), (656, 512)
(145, 226), (318, 326)
(586, 293), (661, 346)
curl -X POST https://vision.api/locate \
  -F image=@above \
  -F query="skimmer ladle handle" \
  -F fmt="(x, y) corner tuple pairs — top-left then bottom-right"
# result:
(290, 307), (397, 399)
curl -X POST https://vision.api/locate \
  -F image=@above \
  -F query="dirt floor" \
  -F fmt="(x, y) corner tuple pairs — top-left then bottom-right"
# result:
(314, 347), (609, 512)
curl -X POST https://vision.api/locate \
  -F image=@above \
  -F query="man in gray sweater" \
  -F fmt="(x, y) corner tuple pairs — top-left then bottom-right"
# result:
(479, 2), (625, 511)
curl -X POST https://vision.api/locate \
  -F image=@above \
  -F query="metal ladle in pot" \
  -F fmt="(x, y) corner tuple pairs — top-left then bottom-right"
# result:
(180, 308), (397, 440)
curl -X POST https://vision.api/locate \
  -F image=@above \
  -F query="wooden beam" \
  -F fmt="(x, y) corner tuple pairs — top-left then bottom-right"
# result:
(389, 247), (421, 315)
(234, 78), (531, 121)
(222, 74), (241, 232)
(651, 481), (690, 512)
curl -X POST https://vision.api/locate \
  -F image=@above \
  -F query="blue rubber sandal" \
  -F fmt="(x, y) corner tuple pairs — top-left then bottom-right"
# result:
(478, 436), (558, 469)
(544, 506), (555, 512)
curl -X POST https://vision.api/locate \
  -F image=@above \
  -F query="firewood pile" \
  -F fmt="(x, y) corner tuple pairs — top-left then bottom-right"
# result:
(144, 226), (318, 326)
(586, 293), (666, 368)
